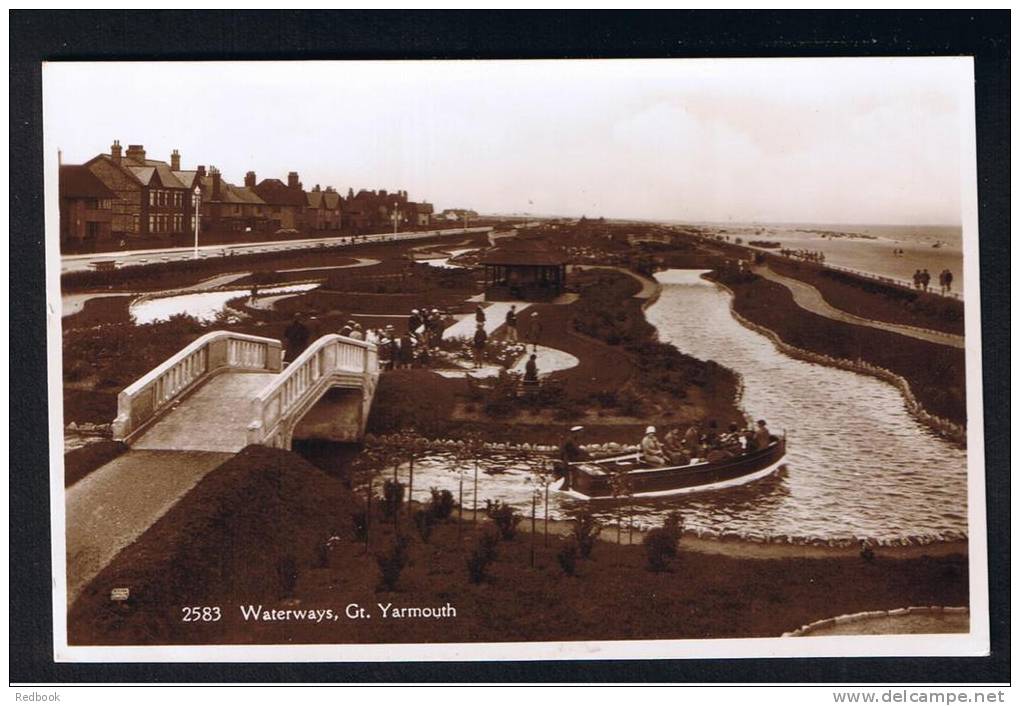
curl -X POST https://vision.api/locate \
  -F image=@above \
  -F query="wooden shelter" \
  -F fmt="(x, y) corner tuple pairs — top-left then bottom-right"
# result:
(480, 248), (567, 301)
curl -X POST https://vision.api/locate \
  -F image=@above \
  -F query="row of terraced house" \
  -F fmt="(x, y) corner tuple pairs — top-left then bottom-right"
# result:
(58, 140), (435, 247)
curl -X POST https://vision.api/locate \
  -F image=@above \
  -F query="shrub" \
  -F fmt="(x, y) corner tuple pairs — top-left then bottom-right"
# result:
(428, 487), (455, 520)
(571, 509), (602, 559)
(466, 531), (500, 584)
(643, 528), (678, 572)
(557, 542), (579, 576)
(376, 536), (410, 592)
(414, 509), (436, 543)
(382, 479), (405, 519)
(487, 501), (523, 540)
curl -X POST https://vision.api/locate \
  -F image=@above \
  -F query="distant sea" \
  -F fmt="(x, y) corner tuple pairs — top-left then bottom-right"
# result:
(693, 223), (965, 290)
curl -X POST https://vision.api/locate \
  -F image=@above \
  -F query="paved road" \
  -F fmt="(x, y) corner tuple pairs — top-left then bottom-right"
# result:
(61, 227), (492, 273)
(65, 449), (230, 604)
(754, 265), (965, 349)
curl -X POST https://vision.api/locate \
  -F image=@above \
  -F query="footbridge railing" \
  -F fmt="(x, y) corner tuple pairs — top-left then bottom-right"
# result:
(247, 334), (379, 448)
(112, 331), (283, 442)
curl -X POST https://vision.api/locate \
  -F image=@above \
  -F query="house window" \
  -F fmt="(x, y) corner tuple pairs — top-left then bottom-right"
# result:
(149, 191), (155, 206)
(149, 215), (155, 232)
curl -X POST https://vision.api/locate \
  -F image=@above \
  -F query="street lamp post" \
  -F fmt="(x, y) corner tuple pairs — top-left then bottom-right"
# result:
(193, 185), (202, 259)
(392, 201), (399, 237)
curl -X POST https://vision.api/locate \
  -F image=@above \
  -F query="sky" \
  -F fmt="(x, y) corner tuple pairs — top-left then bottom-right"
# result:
(43, 58), (973, 225)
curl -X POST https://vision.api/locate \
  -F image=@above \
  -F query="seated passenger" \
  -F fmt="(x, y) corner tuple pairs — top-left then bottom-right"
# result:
(641, 426), (668, 466)
(722, 422), (744, 455)
(663, 427), (689, 465)
(683, 423), (702, 459)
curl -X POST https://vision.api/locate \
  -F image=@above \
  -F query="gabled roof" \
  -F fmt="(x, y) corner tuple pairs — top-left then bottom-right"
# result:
(84, 154), (144, 186)
(322, 191), (341, 210)
(127, 166), (157, 185)
(306, 191), (324, 209)
(199, 175), (267, 205)
(59, 165), (118, 200)
(124, 156), (188, 189)
(253, 179), (306, 207)
(173, 170), (199, 189)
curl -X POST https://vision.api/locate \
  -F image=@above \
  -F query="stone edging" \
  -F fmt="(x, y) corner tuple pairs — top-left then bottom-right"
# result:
(782, 605), (969, 637)
(711, 278), (966, 447)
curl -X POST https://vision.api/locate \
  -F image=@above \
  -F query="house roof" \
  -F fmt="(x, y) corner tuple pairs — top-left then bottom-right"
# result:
(479, 248), (566, 266)
(306, 191), (323, 209)
(124, 157), (188, 189)
(253, 179), (306, 206)
(59, 165), (118, 200)
(199, 175), (266, 205)
(173, 170), (199, 189)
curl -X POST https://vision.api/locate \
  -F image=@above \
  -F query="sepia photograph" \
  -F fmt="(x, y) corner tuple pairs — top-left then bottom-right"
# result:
(41, 55), (989, 663)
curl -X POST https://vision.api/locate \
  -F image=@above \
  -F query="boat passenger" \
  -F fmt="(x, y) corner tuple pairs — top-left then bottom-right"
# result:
(560, 425), (589, 463)
(722, 422), (744, 455)
(663, 427), (690, 465)
(640, 425), (668, 466)
(683, 423), (702, 459)
(754, 419), (772, 450)
(743, 428), (758, 452)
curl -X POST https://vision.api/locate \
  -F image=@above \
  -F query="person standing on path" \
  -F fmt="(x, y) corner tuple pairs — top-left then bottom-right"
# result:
(944, 269), (954, 294)
(283, 313), (310, 363)
(472, 323), (488, 369)
(475, 304), (486, 327)
(921, 269), (931, 292)
(529, 310), (542, 352)
(505, 305), (519, 342)
(524, 353), (538, 382)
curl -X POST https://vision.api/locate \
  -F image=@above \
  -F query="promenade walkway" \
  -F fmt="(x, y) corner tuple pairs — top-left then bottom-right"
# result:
(754, 265), (964, 349)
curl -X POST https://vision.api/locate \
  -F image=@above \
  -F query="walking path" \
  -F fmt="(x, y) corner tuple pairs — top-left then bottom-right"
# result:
(754, 265), (965, 349)
(65, 449), (231, 604)
(432, 343), (579, 379)
(277, 257), (380, 273)
(573, 265), (659, 300)
(442, 301), (532, 340)
(61, 271), (252, 318)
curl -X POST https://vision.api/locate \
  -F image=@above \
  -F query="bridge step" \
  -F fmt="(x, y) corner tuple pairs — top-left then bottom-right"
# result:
(132, 372), (277, 453)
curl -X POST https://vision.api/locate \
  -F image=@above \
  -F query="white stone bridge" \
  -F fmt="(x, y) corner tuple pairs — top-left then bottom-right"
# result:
(112, 330), (380, 452)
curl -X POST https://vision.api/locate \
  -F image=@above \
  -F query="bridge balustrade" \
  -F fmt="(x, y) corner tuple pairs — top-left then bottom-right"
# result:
(248, 334), (378, 448)
(112, 331), (283, 442)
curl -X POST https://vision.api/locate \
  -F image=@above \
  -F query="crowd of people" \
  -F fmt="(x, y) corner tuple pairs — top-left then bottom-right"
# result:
(561, 419), (775, 468)
(778, 248), (826, 263)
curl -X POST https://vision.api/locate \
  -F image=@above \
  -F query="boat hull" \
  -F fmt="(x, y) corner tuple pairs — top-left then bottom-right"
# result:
(561, 438), (786, 500)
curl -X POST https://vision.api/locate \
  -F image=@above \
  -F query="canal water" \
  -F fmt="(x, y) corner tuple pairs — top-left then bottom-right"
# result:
(130, 283), (319, 324)
(383, 269), (968, 542)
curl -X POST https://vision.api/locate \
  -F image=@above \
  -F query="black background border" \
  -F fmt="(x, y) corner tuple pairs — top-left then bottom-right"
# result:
(10, 10), (1010, 684)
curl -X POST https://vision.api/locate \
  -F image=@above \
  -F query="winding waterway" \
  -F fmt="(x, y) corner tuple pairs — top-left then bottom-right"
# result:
(398, 269), (968, 542)
(130, 283), (319, 324)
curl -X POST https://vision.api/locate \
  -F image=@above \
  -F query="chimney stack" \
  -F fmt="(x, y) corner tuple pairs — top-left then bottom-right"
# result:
(288, 171), (300, 189)
(196, 165), (206, 178)
(170, 149), (181, 171)
(210, 167), (221, 200)
(245, 171), (256, 187)
(125, 144), (146, 163)
(110, 140), (122, 164)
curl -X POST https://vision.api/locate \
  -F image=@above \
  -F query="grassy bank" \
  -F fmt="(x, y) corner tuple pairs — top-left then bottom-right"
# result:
(69, 446), (968, 646)
(64, 440), (128, 487)
(706, 268), (966, 425)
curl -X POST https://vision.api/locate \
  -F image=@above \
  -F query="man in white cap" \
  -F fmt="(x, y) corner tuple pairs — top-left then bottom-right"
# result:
(641, 425), (667, 466)
(560, 425), (588, 464)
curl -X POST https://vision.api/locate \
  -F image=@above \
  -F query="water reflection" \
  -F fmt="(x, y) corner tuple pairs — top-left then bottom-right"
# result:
(130, 283), (319, 324)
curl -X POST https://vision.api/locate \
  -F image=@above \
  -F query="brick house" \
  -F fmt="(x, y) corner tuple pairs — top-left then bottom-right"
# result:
(405, 201), (434, 228)
(305, 186), (343, 231)
(59, 165), (116, 245)
(197, 167), (271, 232)
(85, 141), (192, 238)
(252, 172), (307, 231)
(342, 188), (409, 232)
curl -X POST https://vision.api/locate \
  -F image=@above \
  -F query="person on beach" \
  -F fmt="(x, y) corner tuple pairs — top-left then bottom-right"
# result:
(472, 323), (488, 369)
(944, 269), (954, 293)
(505, 305), (519, 342)
(560, 425), (588, 464)
(754, 419), (772, 450)
(524, 353), (539, 382)
(640, 426), (668, 466)
(283, 313), (310, 362)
